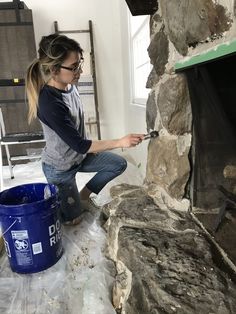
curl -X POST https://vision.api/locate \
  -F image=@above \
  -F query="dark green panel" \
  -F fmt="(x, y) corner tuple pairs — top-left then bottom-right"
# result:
(175, 40), (236, 71)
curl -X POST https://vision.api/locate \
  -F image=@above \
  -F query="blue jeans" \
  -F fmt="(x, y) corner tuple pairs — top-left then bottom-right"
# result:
(42, 152), (127, 223)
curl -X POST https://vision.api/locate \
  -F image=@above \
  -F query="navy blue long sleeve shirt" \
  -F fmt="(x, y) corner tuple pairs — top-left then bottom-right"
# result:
(38, 84), (92, 170)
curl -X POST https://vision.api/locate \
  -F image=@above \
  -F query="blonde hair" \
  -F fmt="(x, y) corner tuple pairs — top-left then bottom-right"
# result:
(26, 34), (83, 123)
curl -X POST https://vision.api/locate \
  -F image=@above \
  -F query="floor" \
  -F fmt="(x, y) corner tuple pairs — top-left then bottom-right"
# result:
(0, 158), (143, 314)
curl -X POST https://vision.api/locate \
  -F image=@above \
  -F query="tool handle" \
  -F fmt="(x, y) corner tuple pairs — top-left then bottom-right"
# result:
(144, 130), (159, 140)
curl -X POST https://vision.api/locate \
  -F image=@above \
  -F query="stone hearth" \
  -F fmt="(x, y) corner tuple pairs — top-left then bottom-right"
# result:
(103, 184), (236, 313)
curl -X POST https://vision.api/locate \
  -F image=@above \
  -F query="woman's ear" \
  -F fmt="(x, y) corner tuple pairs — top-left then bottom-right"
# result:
(50, 65), (60, 75)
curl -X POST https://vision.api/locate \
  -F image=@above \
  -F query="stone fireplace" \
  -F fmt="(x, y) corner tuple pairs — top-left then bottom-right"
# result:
(103, 1), (236, 313)
(145, 0), (236, 263)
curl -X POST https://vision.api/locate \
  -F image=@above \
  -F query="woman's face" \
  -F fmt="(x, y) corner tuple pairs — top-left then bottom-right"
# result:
(52, 51), (84, 88)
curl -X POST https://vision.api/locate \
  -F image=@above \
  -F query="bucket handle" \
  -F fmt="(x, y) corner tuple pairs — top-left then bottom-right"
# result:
(1, 219), (18, 237)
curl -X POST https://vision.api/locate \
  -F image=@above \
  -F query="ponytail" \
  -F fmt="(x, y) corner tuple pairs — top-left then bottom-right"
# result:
(26, 59), (44, 123)
(26, 34), (83, 123)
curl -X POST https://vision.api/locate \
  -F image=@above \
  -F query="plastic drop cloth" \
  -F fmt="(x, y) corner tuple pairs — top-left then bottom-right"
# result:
(0, 156), (144, 314)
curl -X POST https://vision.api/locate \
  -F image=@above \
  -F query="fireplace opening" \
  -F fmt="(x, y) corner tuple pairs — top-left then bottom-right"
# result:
(186, 54), (236, 208)
(183, 52), (236, 263)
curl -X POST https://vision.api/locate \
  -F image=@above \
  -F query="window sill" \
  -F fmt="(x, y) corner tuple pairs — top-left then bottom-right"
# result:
(131, 98), (147, 106)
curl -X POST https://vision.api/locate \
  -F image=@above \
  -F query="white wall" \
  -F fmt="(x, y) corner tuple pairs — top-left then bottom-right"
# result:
(0, 0), (148, 176)
(0, 0), (126, 139)
(118, 2), (148, 175)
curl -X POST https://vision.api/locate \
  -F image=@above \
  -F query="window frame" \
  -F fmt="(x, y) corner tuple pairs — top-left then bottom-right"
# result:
(129, 15), (151, 106)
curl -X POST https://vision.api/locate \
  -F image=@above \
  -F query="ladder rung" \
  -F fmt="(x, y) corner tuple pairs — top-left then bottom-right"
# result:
(57, 30), (89, 34)
(10, 155), (41, 161)
(85, 121), (97, 125)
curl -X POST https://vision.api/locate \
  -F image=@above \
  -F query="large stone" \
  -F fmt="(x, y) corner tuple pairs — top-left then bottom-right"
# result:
(109, 183), (142, 198)
(157, 74), (192, 135)
(117, 226), (236, 314)
(146, 183), (190, 212)
(159, 0), (232, 55)
(146, 67), (159, 89)
(103, 185), (190, 261)
(104, 186), (172, 227)
(146, 137), (190, 199)
(146, 91), (157, 131)
(147, 13), (166, 89)
(147, 29), (169, 77)
(150, 12), (163, 36)
(104, 184), (236, 313)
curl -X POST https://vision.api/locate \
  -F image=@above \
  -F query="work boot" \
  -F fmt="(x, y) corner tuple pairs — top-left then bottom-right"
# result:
(63, 211), (86, 226)
(80, 198), (101, 214)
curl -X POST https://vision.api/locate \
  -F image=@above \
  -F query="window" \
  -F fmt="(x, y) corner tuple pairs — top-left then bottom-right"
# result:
(130, 15), (151, 105)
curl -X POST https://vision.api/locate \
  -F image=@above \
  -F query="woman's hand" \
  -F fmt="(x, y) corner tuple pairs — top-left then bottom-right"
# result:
(88, 134), (145, 153)
(118, 134), (145, 148)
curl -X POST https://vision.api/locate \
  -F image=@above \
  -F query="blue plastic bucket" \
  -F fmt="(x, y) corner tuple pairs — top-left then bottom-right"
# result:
(0, 183), (63, 273)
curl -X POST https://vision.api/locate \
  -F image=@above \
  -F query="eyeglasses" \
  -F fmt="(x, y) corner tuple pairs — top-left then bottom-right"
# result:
(59, 58), (84, 74)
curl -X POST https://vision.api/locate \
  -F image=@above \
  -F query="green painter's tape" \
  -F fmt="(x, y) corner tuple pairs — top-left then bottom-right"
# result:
(175, 39), (236, 71)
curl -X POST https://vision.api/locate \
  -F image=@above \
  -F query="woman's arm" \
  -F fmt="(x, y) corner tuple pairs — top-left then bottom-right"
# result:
(88, 134), (145, 153)
(38, 98), (144, 154)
